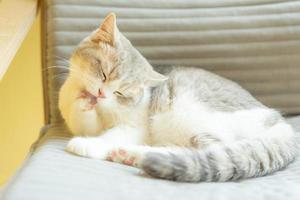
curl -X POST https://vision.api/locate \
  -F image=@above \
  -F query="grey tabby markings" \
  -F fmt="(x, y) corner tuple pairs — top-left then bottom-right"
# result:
(154, 66), (264, 112)
(142, 137), (298, 182)
(141, 66), (298, 182)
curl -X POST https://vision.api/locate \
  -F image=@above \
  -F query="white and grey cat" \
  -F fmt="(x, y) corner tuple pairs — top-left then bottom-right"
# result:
(59, 13), (298, 182)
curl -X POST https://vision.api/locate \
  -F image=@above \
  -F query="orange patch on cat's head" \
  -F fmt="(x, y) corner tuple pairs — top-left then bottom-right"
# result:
(91, 13), (118, 46)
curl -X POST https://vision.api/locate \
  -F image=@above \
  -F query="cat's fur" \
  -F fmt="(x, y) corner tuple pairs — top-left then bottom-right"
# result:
(59, 13), (298, 182)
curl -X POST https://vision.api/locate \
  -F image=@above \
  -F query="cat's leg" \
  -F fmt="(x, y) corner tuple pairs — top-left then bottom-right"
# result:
(68, 96), (103, 136)
(59, 83), (103, 136)
(66, 125), (143, 159)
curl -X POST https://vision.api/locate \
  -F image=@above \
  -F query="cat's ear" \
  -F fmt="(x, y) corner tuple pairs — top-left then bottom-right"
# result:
(91, 13), (119, 46)
(145, 70), (168, 87)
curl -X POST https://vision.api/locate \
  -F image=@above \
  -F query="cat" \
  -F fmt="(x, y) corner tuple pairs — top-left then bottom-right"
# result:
(59, 13), (298, 182)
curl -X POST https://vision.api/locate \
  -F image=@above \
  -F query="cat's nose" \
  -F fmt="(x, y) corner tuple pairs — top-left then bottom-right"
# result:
(98, 88), (106, 98)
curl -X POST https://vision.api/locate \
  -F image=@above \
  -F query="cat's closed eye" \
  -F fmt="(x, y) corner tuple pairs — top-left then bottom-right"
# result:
(102, 71), (107, 82)
(113, 90), (138, 105)
(94, 59), (107, 82)
(98, 67), (106, 82)
(113, 91), (124, 97)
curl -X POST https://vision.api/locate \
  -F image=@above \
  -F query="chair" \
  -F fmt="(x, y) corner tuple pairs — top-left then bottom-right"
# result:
(2, 0), (300, 199)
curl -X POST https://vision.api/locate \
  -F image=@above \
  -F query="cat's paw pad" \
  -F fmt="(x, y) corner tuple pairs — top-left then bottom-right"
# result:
(78, 91), (97, 111)
(107, 148), (140, 167)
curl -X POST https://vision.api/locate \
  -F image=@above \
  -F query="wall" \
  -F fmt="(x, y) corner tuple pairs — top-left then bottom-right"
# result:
(0, 12), (44, 185)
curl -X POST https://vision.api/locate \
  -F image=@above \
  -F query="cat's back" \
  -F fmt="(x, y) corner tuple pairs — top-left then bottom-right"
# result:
(150, 66), (264, 113)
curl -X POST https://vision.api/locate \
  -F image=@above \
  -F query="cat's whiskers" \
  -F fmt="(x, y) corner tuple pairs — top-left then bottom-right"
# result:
(54, 55), (72, 65)
(45, 65), (95, 86)
(51, 72), (69, 80)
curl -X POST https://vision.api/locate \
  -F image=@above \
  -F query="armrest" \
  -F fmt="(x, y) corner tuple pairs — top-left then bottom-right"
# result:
(0, 0), (39, 80)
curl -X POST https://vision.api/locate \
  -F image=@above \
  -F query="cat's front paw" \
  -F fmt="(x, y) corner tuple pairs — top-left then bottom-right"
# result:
(66, 137), (109, 159)
(76, 98), (96, 111)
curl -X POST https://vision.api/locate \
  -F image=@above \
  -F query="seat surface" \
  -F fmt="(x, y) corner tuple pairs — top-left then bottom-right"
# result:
(2, 116), (300, 200)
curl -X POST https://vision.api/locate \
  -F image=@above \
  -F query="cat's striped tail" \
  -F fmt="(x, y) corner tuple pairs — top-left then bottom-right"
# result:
(141, 122), (299, 182)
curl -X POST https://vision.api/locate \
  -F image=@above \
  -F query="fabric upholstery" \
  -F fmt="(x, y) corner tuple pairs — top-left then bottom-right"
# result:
(3, 1), (300, 199)
(2, 116), (300, 200)
(45, 0), (300, 125)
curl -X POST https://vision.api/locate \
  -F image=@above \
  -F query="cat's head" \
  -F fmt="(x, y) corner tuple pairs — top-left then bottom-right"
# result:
(69, 13), (167, 107)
